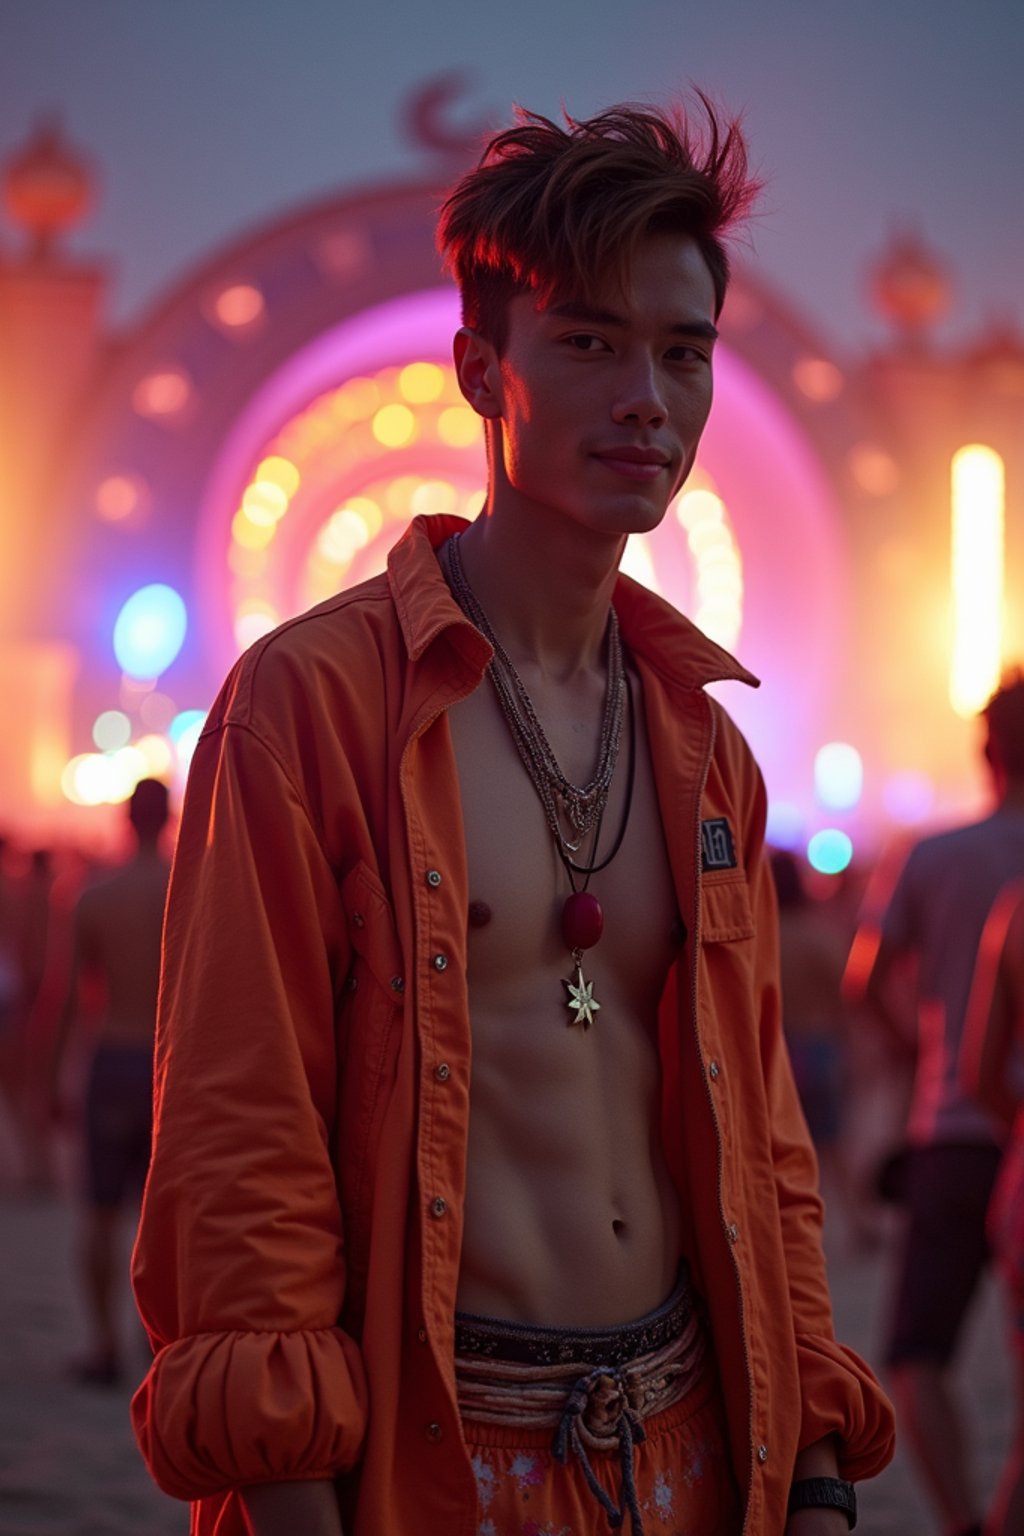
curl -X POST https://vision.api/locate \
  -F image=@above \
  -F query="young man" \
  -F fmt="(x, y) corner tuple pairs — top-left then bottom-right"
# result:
(131, 100), (894, 1535)
(848, 673), (1024, 1536)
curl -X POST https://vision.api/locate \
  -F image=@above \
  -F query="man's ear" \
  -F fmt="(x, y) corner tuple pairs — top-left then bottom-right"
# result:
(453, 328), (503, 420)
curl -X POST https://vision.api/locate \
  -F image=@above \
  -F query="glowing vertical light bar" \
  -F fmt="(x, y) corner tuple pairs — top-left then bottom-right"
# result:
(950, 444), (1005, 718)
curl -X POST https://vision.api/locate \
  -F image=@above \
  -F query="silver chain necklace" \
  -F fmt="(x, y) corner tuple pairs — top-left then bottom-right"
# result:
(445, 533), (625, 856)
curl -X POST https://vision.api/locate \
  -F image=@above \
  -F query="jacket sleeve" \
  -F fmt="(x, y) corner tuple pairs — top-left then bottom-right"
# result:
(748, 828), (895, 1478)
(130, 712), (368, 1500)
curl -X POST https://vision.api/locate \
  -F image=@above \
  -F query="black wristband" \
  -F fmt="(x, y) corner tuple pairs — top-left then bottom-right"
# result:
(787, 1476), (857, 1529)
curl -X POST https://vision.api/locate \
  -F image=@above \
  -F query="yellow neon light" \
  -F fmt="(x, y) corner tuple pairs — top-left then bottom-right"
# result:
(950, 444), (1005, 718)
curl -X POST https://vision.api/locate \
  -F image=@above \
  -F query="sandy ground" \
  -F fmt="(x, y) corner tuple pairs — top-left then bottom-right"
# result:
(0, 1170), (1012, 1535)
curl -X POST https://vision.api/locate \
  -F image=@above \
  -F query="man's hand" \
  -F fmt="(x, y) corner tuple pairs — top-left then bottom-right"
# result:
(785, 1512), (852, 1535)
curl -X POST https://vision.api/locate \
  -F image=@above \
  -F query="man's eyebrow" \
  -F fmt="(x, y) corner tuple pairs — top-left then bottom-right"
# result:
(547, 301), (719, 341)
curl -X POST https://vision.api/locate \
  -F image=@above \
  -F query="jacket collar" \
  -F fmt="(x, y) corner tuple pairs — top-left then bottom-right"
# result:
(387, 514), (759, 694)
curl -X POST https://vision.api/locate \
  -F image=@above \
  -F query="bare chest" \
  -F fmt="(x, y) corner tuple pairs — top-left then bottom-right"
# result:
(447, 666), (683, 1019)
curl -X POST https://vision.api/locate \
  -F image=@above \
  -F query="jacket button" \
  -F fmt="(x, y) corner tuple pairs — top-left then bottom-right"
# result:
(708, 1060), (720, 1080)
(726, 1222), (739, 1243)
(425, 1422), (443, 1443)
(757, 1443), (769, 1463)
(432, 953), (448, 972)
(426, 869), (442, 888)
(434, 1062), (451, 1082)
(417, 1327), (427, 1344)
(430, 1196), (448, 1218)
(390, 975), (405, 992)
(351, 912), (365, 928)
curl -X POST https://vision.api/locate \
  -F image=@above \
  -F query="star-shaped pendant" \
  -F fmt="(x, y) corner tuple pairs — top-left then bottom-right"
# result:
(564, 964), (601, 1028)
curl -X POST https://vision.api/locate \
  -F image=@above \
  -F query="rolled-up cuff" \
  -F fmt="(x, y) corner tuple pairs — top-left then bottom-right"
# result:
(131, 1325), (368, 1500)
(795, 1332), (896, 1481)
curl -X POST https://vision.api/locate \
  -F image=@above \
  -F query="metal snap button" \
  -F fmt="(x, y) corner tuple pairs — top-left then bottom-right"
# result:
(432, 953), (448, 972)
(430, 1196), (447, 1219)
(434, 1062), (451, 1082)
(757, 1443), (769, 1463)
(709, 1060), (720, 1080)
(351, 912), (365, 928)
(425, 1421), (443, 1443)
(726, 1222), (739, 1242)
(426, 869), (442, 888)
(390, 976), (404, 992)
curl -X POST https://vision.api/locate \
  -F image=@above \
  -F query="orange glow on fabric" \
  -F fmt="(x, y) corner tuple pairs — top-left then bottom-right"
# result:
(949, 444), (1005, 718)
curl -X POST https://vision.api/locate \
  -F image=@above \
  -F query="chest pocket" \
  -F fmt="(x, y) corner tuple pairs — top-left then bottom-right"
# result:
(337, 860), (405, 1254)
(700, 872), (755, 943)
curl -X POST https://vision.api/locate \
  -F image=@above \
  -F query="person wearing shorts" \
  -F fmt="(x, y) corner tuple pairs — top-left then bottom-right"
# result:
(850, 672), (1024, 1536)
(83, 1042), (155, 1210)
(51, 779), (170, 1385)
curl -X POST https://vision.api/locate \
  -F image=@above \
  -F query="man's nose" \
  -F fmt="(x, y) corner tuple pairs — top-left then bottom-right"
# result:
(611, 359), (668, 427)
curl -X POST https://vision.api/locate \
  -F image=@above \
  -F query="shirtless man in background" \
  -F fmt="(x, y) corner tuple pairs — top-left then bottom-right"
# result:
(131, 100), (893, 1534)
(52, 777), (169, 1385)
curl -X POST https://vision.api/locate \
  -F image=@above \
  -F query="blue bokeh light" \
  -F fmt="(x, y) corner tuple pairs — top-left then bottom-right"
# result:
(807, 828), (854, 876)
(113, 584), (187, 680)
(168, 708), (206, 743)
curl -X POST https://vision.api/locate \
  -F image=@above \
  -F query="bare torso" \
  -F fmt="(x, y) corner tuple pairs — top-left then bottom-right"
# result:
(77, 852), (169, 1046)
(448, 650), (684, 1327)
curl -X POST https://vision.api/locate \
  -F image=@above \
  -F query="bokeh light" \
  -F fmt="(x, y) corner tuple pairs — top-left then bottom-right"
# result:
(807, 828), (854, 875)
(112, 583), (188, 680)
(132, 369), (192, 419)
(949, 443), (1005, 718)
(813, 741), (863, 810)
(212, 283), (265, 329)
(92, 710), (132, 751)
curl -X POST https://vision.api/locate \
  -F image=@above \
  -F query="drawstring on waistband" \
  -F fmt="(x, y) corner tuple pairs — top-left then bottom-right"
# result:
(551, 1364), (647, 1534)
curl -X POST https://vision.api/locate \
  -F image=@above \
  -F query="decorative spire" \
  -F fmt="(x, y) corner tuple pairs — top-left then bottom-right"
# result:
(866, 227), (954, 343)
(3, 115), (96, 260)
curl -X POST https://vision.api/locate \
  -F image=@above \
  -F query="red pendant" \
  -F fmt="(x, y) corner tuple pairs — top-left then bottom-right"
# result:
(562, 890), (604, 951)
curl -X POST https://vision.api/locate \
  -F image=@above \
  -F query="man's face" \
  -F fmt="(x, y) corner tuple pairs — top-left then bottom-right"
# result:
(470, 232), (718, 540)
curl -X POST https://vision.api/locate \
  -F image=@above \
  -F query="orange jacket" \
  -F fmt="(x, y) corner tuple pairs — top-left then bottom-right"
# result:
(131, 515), (894, 1534)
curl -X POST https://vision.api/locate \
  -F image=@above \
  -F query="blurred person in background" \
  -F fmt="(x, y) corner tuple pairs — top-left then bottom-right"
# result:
(49, 778), (171, 1386)
(846, 671), (1024, 1536)
(960, 877), (1024, 1536)
(770, 849), (853, 1243)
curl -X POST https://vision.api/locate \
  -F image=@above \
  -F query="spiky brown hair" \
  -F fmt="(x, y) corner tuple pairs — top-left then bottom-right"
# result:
(438, 94), (759, 352)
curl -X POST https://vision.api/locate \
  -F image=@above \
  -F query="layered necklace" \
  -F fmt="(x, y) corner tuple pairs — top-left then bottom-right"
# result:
(445, 532), (635, 1027)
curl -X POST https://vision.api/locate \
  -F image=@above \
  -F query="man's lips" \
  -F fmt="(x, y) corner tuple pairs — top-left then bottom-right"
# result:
(591, 448), (672, 480)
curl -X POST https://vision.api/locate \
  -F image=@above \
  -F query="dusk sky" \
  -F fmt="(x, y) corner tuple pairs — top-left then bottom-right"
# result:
(2, 0), (1022, 358)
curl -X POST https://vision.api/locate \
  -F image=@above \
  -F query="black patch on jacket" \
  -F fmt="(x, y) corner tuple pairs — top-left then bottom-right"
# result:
(701, 818), (738, 872)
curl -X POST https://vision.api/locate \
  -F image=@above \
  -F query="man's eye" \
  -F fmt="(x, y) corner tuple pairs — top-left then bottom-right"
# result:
(667, 346), (709, 363)
(566, 334), (609, 352)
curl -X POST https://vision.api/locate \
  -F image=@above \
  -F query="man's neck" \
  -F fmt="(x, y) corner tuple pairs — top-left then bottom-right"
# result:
(454, 501), (624, 682)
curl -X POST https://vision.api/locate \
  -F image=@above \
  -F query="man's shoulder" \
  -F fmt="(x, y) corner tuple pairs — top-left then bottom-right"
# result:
(209, 572), (399, 733)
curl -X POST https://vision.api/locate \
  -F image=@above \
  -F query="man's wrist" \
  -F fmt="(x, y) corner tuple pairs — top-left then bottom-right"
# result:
(787, 1475), (856, 1530)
